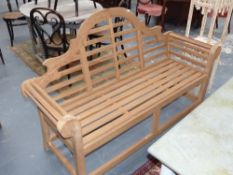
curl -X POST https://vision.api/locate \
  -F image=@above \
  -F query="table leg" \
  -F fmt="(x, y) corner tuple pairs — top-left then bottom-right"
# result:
(26, 18), (37, 54)
(6, 0), (12, 11)
(74, 0), (78, 16)
(53, 0), (58, 10)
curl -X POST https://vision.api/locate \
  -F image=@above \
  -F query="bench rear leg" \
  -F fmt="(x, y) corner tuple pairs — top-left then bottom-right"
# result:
(152, 109), (161, 135)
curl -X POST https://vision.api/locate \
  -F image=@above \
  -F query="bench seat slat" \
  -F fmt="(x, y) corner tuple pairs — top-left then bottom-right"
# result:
(72, 61), (182, 118)
(62, 58), (173, 111)
(83, 71), (204, 153)
(80, 65), (193, 136)
(66, 59), (175, 115)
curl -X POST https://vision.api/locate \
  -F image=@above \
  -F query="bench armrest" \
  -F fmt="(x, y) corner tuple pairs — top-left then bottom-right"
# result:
(166, 32), (221, 73)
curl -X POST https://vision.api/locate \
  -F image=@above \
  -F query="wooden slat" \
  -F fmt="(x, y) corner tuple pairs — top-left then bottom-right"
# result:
(88, 25), (110, 35)
(169, 42), (208, 60)
(144, 51), (167, 63)
(112, 20), (129, 28)
(170, 50), (206, 68)
(116, 45), (138, 56)
(114, 28), (137, 38)
(86, 45), (113, 57)
(119, 61), (140, 73)
(90, 62), (115, 76)
(118, 54), (139, 65)
(46, 75), (85, 93)
(169, 33), (211, 50)
(143, 38), (161, 45)
(86, 35), (111, 46)
(115, 36), (137, 46)
(169, 37), (209, 54)
(143, 44), (166, 55)
(109, 18), (120, 80)
(53, 86), (87, 101)
(92, 72), (116, 87)
(88, 53), (114, 67)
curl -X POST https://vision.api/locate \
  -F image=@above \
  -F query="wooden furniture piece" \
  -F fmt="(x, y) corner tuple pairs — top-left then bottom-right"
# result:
(0, 48), (5, 64)
(185, 0), (233, 89)
(36, 0), (98, 16)
(162, 0), (202, 28)
(148, 76), (233, 175)
(136, 0), (166, 27)
(30, 7), (71, 59)
(186, 0), (233, 44)
(19, 0), (102, 56)
(3, 0), (36, 46)
(214, 10), (232, 34)
(95, 0), (131, 8)
(21, 7), (221, 175)
(19, 0), (102, 23)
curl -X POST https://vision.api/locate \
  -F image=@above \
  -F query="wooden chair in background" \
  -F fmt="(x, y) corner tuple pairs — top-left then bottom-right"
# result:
(185, 0), (233, 89)
(2, 0), (37, 46)
(30, 7), (72, 59)
(42, 0), (98, 16)
(215, 11), (232, 34)
(135, 0), (166, 28)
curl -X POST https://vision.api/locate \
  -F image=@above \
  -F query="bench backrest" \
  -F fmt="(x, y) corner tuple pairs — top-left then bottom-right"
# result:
(33, 8), (219, 106)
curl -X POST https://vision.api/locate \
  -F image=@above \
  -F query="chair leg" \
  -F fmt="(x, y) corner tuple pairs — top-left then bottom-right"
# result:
(228, 23), (231, 33)
(0, 48), (5, 64)
(228, 12), (232, 33)
(74, 0), (78, 16)
(4, 19), (14, 46)
(145, 14), (151, 25)
(215, 17), (218, 29)
(53, 0), (58, 10)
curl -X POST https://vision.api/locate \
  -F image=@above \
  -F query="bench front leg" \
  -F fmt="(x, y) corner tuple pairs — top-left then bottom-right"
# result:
(38, 109), (50, 151)
(72, 122), (86, 175)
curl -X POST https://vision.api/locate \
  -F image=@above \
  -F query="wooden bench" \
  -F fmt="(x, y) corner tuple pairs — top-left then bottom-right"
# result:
(21, 7), (221, 175)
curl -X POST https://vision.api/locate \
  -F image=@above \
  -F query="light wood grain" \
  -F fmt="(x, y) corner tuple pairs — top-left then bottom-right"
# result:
(21, 7), (221, 175)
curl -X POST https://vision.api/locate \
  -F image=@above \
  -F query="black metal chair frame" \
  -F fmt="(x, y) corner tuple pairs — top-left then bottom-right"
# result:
(3, 0), (38, 46)
(0, 48), (5, 64)
(36, 0), (98, 16)
(30, 7), (69, 59)
(136, 0), (166, 29)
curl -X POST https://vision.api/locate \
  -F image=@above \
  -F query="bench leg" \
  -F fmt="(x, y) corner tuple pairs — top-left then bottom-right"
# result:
(198, 78), (209, 102)
(73, 123), (86, 175)
(152, 109), (161, 134)
(38, 109), (50, 151)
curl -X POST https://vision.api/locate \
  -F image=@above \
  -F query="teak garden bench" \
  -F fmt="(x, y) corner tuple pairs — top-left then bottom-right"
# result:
(21, 8), (221, 175)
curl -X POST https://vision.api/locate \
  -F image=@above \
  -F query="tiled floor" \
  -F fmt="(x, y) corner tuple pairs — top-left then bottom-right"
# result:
(0, 1), (233, 175)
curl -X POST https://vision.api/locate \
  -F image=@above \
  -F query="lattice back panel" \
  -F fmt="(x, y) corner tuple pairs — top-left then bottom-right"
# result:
(77, 8), (167, 90)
